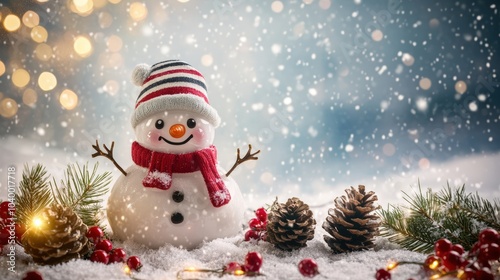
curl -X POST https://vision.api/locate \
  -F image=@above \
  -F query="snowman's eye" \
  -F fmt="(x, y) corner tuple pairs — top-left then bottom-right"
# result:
(155, 119), (164, 129)
(187, 118), (196, 129)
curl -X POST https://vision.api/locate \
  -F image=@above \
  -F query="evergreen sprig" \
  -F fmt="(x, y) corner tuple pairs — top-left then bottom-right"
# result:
(15, 164), (53, 226)
(379, 183), (500, 254)
(51, 163), (112, 227)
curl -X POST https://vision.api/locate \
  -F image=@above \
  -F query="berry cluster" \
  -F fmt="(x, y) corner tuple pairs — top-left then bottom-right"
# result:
(375, 228), (500, 280)
(244, 207), (268, 242)
(0, 201), (25, 250)
(223, 251), (263, 276)
(86, 226), (142, 271)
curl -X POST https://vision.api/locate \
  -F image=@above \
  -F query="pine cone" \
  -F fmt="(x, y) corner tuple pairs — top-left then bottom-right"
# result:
(22, 204), (91, 265)
(323, 185), (381, 253)
(266, 197), (316, 251)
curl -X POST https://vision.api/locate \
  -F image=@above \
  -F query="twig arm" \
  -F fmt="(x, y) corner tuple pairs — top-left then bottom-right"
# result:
(225, 144), (260, 177)
(91, 140), (127, 176)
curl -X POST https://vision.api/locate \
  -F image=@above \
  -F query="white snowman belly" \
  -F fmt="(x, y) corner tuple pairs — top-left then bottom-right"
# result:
(107, 164), (244, 249)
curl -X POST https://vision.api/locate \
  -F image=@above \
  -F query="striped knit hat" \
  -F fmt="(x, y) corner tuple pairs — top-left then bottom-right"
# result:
(131, 60), (221, 128)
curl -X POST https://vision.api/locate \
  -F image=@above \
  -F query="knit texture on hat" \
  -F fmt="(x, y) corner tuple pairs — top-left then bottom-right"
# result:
(131, 60), (221, 128)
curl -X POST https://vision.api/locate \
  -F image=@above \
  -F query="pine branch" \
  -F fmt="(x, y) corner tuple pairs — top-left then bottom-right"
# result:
(51, 162), (112, 227)
(379, 182), (500, 253)
(15, 164), (53, 227)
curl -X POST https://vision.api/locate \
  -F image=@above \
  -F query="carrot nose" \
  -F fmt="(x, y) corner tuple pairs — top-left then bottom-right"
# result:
(169, 124), (186, 138)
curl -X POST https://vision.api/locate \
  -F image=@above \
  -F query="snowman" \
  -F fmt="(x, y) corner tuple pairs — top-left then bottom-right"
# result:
(94, 60), (259, 249)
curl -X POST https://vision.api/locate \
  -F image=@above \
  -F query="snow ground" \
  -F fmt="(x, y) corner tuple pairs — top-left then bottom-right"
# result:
(1, 137), (499, 279)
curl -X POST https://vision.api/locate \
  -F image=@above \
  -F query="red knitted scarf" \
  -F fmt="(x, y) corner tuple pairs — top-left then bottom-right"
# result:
(131, 142), (231, 207)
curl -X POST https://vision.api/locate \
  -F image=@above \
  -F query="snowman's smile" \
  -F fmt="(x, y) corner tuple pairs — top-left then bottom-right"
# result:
(159, 135), (193, 145)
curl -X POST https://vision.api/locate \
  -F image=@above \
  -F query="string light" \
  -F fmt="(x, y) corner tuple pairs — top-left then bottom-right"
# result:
(385, 261), (398, 271)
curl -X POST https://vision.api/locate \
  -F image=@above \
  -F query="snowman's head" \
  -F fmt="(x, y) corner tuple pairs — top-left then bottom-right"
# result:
(135, 110), (215, 153)
(130, 60), (221, 146)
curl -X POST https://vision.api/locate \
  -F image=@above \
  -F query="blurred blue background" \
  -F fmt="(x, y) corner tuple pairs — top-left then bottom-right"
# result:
(0, 0), (499, 204)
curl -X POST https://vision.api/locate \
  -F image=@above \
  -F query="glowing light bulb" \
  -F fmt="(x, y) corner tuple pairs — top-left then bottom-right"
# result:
(3, 14), (21, 32)
(129, 2), (148, 21)
(38, 72), (57, 91)
(233, 269), (245, 276)
(12, 69), (31, 88)
(74, 36), (93, 57)
(386, 262), (398, 271)
(429, 260), (439, 270)
(59, 89), (78, 110)
(32, 217), (43, 228)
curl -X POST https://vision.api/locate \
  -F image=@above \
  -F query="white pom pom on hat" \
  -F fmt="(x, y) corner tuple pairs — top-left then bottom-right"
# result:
(130, 60), (221, 128)
(131, 63), (151, 86)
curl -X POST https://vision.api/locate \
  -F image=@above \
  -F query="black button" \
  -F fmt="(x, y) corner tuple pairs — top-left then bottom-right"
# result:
(171, 212), (184, 224)
(172, 191), (184, 203)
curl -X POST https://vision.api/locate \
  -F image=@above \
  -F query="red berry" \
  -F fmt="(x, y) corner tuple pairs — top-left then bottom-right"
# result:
(375, 268), (391, 280)
(248, 218), (265, 231)
(255, 208), (268, 222)
(244, 251), (263, 272)
(22, 270), (43, 280)
(0, 227), (10, 246)
(127, 256), (142, 271)
(244, 229), (260, 241)
(90, 250), (109, 264)
(109, 248), (127, 263)
(95, 239), (113, 252)
(224, 262), (243, 274)
(475, 267), (494, 280)
(434, 238), (453, 258)
(478, 243), (500, 261)
(442, 250), (462, 271)
(86, 226), (104, 243)
(479, 228), (499, 245)
(461, 268), (476, 280)
(298, 258), (319, 277)
(451, 244), (465, 256)
(0, 201), (13, 220)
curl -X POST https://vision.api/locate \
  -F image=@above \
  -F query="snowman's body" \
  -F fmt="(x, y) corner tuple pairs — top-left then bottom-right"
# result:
(107, 164), (243, 249)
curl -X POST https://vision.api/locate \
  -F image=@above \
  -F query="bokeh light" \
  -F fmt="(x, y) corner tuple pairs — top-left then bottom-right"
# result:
(371, 30), (383, 41)
(107, 35), (123, 52)
(318, 0), (331, 9)
(74, 36), (93, 57)
(98, 12), (113, 28)
(22, 11), (40, 28)
(0, 61), (5, 76)
(129, 2), (148, 21)
(59, 89), (79, 110)
(38, 72), (57, 91)
(104, 80), (119, 96)
(402, 53), (415, 66)
(31, 26), (48, 43)
(419, 77), (432, 90)
(35, 43), (53, 61)
(455, 80), (467, 94)
(0, 98), (18, 118)
(12, 69), (31, 88)
(73, 0), (94, 14)
(22, 88), (38, 107)
(271, 1), (284, 13)
(3, 14), (21, 32)
(201, 54), (213, 67)
(108, 0), (122, 4)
